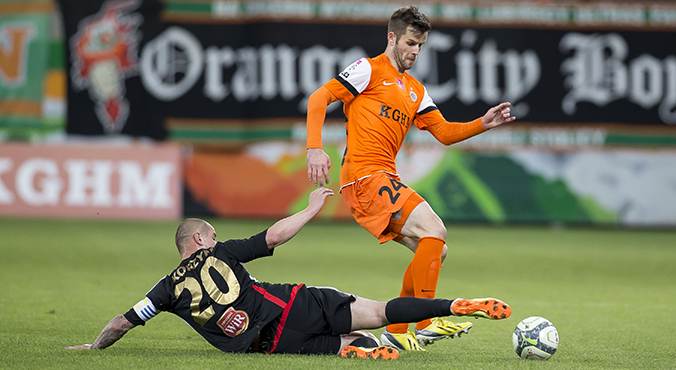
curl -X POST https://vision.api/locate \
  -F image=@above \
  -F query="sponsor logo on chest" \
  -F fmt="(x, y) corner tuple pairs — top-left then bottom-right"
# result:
(379, 104), (412, 128)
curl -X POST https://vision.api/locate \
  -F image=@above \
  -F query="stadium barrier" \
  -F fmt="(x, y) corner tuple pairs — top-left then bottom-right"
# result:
(0, 141), (182, 220)
(3, 0), (676, 226)
(183, 139), (676, 227)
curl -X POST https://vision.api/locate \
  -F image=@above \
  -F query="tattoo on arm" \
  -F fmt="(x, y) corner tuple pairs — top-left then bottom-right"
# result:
(90, 315), (135, 349)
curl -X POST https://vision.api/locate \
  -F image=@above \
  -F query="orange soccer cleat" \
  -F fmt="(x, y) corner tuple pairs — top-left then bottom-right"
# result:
(340, 345), (400, 360)
(451, 298), (512, 320)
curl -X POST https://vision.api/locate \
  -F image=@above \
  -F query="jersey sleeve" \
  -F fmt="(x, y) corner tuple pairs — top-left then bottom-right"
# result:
(123, 276), (172, 326)
(213, 230), (271, 264)
(414, 87), (439, 128)
(417, 109), (487, 145)
(306, 58), (372, 148)
(327, 58), (372, 103)
(306, 86), (339, 149)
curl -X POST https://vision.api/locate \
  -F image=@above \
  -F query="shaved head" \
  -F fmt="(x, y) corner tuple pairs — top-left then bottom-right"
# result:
(175, 218), (213, 255)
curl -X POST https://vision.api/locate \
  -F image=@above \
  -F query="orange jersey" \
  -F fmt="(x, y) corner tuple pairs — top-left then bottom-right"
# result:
(327, 54), (436, 187)
(306, 53), (487, 188)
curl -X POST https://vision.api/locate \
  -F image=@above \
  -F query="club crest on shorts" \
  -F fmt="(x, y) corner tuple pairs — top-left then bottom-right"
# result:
(217, 307), (250, 337)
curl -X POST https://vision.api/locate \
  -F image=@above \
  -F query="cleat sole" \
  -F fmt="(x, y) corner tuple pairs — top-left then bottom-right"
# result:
(340, 346), (399, 360)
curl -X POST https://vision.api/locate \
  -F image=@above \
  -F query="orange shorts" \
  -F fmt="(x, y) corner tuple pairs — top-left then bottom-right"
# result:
(341, 172), (424, 244)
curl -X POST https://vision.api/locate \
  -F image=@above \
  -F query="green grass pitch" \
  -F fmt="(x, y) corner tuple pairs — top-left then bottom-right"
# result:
(1, 218), (675, 369)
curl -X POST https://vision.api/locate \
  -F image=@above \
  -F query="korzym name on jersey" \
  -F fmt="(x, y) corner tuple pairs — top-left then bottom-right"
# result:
(171, 248), (214, 282)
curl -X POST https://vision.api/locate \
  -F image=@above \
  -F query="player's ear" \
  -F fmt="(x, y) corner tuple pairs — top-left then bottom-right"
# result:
(193, 232), (203, 246)
(387, 32), (396, 46)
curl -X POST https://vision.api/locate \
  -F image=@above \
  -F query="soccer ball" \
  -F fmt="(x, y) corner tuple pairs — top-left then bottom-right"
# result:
(512, 316), (559, 360)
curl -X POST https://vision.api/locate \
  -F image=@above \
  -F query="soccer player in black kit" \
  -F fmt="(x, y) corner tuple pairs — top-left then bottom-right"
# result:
(66, 188), (511, 360)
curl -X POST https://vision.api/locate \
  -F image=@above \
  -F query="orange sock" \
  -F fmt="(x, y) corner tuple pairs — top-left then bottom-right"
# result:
(412, 236), (444, 330)
(386, 264), (414, 334)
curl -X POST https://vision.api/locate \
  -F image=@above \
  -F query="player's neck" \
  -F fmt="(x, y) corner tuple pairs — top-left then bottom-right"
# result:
(180, 245), (199, 260)
(384, 49), (405, 74)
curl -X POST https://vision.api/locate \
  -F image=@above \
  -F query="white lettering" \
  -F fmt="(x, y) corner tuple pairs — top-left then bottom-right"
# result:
(231, 47), (259, 102)
(64, 160), (114, 207)
(140, 27), (204, 101)
(298, 45), (342, 112)
(560, 32), (676, 124)
(118, 161), (175, 208)
(0, 158), (14, 204)
(411, 31), (455, 102)
(660, 56), (676, 123)
(15, 158), (62, 206)
(260, 44), (298, 100)
(141, 26), (368, 113)
(139, 27), (543, 118)
(630, 54), (663, 109)
(411, 30), (540, 117)
(203, 46), (235, 101)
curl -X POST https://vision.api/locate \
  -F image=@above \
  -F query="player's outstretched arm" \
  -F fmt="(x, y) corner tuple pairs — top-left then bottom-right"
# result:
(306, 86), (338, 187)
(265, 187), (334, 249)
(482, 102), (516, 129)
(65, 314), (136, 350)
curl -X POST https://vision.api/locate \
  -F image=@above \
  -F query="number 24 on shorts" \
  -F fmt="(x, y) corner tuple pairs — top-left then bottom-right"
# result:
(378, 178), (408, 204)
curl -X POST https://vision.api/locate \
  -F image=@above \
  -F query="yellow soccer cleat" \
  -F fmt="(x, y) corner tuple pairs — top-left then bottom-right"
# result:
(380, 329), (426, 351)
(415, 317), (473, 346)
(451, 298), (512, 320)
(340, 345), (399, 360)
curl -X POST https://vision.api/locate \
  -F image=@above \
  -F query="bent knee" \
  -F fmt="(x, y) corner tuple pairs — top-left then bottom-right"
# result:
(441, 244), (448, 263)
(426, 220), (446, 240)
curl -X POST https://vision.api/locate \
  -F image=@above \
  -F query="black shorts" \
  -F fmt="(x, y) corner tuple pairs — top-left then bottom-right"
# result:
(259, 285), (356, 355)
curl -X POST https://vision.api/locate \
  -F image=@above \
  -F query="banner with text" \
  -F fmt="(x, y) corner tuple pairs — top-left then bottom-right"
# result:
(0, 142), (182, 220)
(150, 25), (676, 126)
(58, 1), (676, 141)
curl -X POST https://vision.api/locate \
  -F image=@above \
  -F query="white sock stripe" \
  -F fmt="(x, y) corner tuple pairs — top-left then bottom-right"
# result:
(450, 299), (457, 315)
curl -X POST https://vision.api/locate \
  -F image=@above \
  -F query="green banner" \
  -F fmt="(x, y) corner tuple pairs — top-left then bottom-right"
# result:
(0, 0), (63, 140)
(410, 150), (617, 225)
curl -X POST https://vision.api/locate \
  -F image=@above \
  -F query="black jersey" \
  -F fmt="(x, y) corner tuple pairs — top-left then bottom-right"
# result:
(124, 230), (302, 353)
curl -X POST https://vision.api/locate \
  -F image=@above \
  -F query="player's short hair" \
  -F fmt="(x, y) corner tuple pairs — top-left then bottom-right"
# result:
(388, 5), (431, 40)
(175, 218), (211, 254)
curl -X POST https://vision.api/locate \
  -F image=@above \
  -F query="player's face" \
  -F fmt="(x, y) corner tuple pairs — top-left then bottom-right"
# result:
(202, 224), (217, 249)
(393, 27), (427, 72)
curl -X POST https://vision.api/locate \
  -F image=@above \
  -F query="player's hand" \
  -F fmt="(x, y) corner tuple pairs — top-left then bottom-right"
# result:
(307, 187), (334, 215)
(65, 344), (92, 350)
(482, 102), (516, 129)
(307, 148), (331, 187)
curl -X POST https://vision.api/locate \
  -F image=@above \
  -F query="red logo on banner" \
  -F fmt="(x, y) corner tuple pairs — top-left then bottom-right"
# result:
(70, 0), (141, 134)
(217, 307), (250, 337)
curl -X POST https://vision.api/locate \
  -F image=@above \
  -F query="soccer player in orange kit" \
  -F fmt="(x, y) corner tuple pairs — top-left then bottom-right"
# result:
(306, 5), (515, 351)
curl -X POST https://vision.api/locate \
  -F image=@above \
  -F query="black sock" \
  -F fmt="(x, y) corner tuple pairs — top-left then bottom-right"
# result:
(385, 297), (453, 324)
(349, 336), (378, 348)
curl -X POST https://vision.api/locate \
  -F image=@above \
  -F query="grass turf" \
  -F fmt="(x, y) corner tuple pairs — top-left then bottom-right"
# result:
(1, 218), (674, 369)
